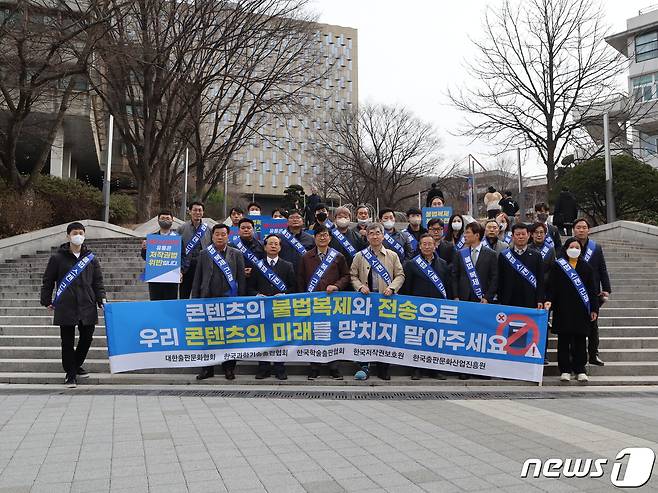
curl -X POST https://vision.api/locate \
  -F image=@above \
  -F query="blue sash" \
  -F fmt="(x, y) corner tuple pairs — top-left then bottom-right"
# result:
(501, 249), (537, 289)
(361, 248), (392, 286)
(307, 248), (339, 292)
(325, 220), (357, 258)
(275, 228), (308, 256)
(184, 222), (208, 256)
(206, 245), (237, 296)
(458, 247), (483, 300)
(412, 255), (447, 298)
(455, 235), (465, 250)
(53, 253), (95, 305)
(555, 258), (591, 313)
(583, 239), (597, 263)
(403, 229), (419, 252)
(539, 241), (551, 260)
(232, 238), (288, 292)
(544, 231), (554, 249)
(483, 237), (497, 251)
(503, 231), (512, 245)
(383, 231), (406, 258)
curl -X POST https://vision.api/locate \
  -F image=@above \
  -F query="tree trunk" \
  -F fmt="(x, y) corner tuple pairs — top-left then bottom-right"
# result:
(195, 160), (204, 200)
(136, 179), (154, 222)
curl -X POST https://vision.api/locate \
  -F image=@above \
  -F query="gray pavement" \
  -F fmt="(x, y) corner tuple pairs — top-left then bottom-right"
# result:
(1, 386), (657, 492)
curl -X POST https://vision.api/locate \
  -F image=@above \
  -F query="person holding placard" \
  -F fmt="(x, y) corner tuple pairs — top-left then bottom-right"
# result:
(140, 210), (181, 301)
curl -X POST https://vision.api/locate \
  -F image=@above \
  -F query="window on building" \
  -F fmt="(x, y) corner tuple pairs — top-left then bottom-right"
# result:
(632, 74), (656, 102)
(639, 132), (658, 154)
(636, 31), (658, 62)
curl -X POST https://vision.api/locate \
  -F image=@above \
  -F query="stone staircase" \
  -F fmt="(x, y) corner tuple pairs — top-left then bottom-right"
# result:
(0, 236), (657, 386)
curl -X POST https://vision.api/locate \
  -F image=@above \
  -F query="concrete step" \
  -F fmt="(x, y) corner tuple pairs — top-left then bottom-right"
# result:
(544, 348), (658, 362)
(0, 316), (105, 325)
(0, 290), (148, 299)
(544, 361), (658, 376)
(599, 327), (658, 337)
(599, 308), (658, 317)
(597, 317), (658, 327)
(547, 337), (658, 349)
(0, 335), (107, 346)
(604, 300), (658, 308)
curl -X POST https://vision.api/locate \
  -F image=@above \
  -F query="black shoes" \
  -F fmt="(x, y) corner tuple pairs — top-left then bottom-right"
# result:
(377, 366), (391, 381)
(196, 367), (215, 380)
(255, 369), (271, 380)
(307, 369), (320, 380)
(224, 368), (236, 380)
(330, 369), (343, 380)
(76, 367), (89, 379)
(431, 371), (447, 380)
(275, 370), (288, 381)
(458, 373), (471, 380)
(589, 357), (605, 366)
(64, 375), (77, 388)
(411, 368), (422, 380)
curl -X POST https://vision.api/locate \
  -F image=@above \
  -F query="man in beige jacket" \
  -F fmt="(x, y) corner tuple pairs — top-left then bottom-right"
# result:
(350, 222), (405, 380)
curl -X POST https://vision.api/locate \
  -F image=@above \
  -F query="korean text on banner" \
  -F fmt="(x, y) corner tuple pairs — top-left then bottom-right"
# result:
(422, 207), (453, 228)
(104, 292), (548, 383)
(144, 234), (181, 283)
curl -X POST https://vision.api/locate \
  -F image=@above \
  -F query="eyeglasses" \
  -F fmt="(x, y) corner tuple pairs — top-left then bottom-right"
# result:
(428, 228), (442, 232)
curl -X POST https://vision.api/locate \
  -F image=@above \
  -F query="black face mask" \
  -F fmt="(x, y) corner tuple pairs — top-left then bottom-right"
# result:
(316, 212), (328, 222)
(158, 220), (173, 229)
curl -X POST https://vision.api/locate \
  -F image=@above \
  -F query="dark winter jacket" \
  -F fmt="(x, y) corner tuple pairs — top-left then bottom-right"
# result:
(40, 243), (106, 326)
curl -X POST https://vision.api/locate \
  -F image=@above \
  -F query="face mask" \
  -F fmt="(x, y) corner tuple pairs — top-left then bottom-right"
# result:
(537, 213), (548, 222)
(158, 220), (173, 229)
(498, 222), (507, 230)
(249, 210), (261, 216)
(382, 220), (395, 230)
(335, 218), (350, 228)
(566, 247), (581, 259)
(451, 221), (463, 231)
(316, 212), (328, 222)
(408, 217), (421, 226)
(70, 235), (85, 246)
(357, 218), (370, 224)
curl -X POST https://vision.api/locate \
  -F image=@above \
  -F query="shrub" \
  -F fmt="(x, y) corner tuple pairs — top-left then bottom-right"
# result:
(109, 193), (137, 223)
(0, 190), (53, 237)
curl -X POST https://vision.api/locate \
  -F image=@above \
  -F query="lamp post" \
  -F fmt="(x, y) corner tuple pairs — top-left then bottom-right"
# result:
(180, 148), (189, 220)
(102, 114), (114, 223)
(603, 112), (617, 223)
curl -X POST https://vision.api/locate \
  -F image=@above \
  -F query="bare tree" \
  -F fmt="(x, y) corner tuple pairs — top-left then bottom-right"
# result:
(183, 0), (326, 203)
(0, 0), (113, 191)
(315, 104), (442, 209)
(449, 0), (633, 192)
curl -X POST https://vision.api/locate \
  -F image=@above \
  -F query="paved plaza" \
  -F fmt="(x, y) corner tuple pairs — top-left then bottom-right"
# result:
(0, 386), (657, 493)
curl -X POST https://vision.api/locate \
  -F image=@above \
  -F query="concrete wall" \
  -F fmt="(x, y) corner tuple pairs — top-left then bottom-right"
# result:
(590, 220), (658, 248)
(0, 220), (141, 263)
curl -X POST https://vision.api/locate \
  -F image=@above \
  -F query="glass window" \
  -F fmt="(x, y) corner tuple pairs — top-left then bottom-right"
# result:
(632, 74), (656, 102)
(640, 132), (658, 154)
(636, 32), (658, 62)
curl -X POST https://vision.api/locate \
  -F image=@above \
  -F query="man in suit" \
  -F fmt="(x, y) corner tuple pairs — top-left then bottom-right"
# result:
(451, 221), (498, 304)
(401, 233), (452, 381)
(451, 221), (498, 381)
(298, 224), (351, 380)
(482, 220), (510, 256)
(328, 207), (362, 267)
(427, 218), (455, 265)
(192, 224), (246, 381)
(497, 223), (546, 309)
(140, 210), (182, 301)
(249, 234), (296, 380)
(279, 209), (315, 273)
(379, 208), (414, 264)
(574, 218), (611, 366)
(178, 201), (212, 299)
(350, 222), (405, 380)
(534, 202), (562, 253)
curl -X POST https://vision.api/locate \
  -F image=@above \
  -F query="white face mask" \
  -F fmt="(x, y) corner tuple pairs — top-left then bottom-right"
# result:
(382, 220), (395, 230)
(566, 247), (581, 259)
(357, 218), (370, 224)
(70, 235), (85, 246)
(335, 218), (350, 228)
(408, 217), (422, 226)
(249, 210), (261, 216)
(451, 221), (463, 231)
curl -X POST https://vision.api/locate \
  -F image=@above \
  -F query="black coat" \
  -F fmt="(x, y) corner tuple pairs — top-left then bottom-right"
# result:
(451, 245), (498, 302)
(40, 243), (106, 326)
(580, 239), (611, 293)
(401, 255), (452, 299)
(329, 227), (362, 267)
(191, 246), (246, 298)
(554, 191), (578, 225)
(279, 229), (315, 272)
(497, 248), (545, 308)
(436, 241), (455, 265)
(499, 197), (519, 217)
(248, 258), (297, 296)
(547, 259), (599, 335)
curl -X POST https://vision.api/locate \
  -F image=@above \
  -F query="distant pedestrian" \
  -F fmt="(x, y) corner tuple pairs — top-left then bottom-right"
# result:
(484, 186), (502, 219)
(40, 222), (106, 388)
(553, 187), (578, 236)
(498, 191), (519, 218)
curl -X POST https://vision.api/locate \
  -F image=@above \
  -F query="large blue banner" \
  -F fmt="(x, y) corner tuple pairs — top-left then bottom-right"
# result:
(104, 293), (548, 382)
(143, 234), (181, 283)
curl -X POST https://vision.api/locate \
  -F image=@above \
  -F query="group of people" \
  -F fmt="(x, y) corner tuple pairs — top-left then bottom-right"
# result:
(39, 192), (609, 387)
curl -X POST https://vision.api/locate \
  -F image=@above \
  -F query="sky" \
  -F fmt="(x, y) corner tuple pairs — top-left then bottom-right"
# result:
(310, 0), (652, 177)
